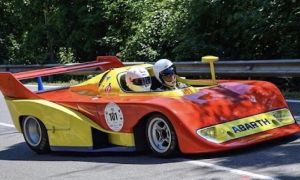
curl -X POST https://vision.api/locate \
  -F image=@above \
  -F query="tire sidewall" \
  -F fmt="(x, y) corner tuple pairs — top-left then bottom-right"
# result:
(22, 116), (50, 154)
(146, 114), (177, 157)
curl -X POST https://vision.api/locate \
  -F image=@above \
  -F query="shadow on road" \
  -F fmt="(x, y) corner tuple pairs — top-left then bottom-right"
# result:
(0, 133), (299, 163)
(0, 141), (183, 164)
(0, 133), (300, 179)
(185, 133), (300, 180)
(185, 133), (300, 159)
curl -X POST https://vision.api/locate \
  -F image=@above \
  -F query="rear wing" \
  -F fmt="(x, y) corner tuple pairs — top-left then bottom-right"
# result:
(14, 56), (124, 80)
(0, 56), (124, 99)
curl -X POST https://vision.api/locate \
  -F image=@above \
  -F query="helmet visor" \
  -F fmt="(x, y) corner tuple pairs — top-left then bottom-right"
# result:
(132, 77), (151, 86)
(160, 65), (176, 77)
(160, 65), (176, 84)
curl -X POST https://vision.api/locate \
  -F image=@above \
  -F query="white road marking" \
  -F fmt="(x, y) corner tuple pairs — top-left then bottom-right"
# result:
(0, 122), (14, 127)
(183, 159), (278, 180)
(286, 99), (300, 103)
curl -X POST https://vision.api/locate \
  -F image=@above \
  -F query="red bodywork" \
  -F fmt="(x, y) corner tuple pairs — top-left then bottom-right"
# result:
(0, 56), (299, 154)
(37, 80), (300, 153)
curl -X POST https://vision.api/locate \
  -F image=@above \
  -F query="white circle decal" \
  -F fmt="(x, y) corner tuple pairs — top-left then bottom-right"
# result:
(104, 102), (124, 131)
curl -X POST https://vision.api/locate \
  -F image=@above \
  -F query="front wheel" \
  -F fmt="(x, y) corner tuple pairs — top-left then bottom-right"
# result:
(22, 116), (50, 154)
(146, 114), (178, 157)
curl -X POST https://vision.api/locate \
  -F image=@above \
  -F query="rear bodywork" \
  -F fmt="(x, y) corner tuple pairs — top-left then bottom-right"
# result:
(0, 56), (299, 154)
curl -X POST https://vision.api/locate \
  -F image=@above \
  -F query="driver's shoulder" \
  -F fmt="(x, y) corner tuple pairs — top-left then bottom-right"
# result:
(177, 81), (188, 88)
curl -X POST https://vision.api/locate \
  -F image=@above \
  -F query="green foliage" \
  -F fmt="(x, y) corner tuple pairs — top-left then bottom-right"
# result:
(174, 0), (300, 60)
(58, 47), (75, 64)
(0, 0), (299, 64)
(120, 0), (188, 62)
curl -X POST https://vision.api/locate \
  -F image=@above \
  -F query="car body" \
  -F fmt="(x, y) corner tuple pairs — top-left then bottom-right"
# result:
(0, 56), (299, 156)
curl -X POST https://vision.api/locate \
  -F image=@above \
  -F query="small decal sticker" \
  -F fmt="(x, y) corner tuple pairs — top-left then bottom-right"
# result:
(104, 102), (124, 131)
(183, 88), (193, 95)
(104, 83), (111, 93)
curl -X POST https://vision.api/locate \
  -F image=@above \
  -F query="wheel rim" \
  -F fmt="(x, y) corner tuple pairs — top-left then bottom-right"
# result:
(148, 117), (172, 153)
(23, 116), (42, 147)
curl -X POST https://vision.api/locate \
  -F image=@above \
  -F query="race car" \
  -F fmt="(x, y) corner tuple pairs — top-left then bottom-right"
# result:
(0, 56), (299, 157)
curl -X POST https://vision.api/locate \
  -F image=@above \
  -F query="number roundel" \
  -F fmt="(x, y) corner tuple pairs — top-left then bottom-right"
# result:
(104, 102), (124, 131)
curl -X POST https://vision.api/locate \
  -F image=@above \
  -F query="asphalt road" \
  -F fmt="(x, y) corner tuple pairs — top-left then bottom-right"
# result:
(1, 91), (300, 180)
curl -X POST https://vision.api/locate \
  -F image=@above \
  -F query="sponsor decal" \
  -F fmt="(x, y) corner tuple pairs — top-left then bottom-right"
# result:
(104, 102), (124, 131)
(183, 88), (193, 95)
(104, 83), (111, 93)
(231, 119), (273, 133)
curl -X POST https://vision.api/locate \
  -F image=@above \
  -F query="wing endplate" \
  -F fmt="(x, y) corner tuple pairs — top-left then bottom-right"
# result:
(0, 72), (39, 99)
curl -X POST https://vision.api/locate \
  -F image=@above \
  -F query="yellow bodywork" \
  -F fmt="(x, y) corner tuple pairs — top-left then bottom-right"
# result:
(5, 98), (135, 148)
(201, 55), (219, 83)
(70, 63), (216, 97)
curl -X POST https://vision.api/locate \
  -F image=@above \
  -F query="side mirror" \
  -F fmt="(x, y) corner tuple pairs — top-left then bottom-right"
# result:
(201, 56), (219, 83)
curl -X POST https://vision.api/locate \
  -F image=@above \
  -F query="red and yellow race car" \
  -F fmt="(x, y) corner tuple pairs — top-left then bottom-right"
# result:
(0, 56), (299, 157)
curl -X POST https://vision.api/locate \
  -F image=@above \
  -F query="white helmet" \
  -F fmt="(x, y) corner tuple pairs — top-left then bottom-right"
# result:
(125, 66), (151, 91)
(153, 59), (177, 88)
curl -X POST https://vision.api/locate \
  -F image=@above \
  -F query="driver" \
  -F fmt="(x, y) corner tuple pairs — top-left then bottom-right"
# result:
(153, 59), (187, 90)
(125, 66), (152, 91)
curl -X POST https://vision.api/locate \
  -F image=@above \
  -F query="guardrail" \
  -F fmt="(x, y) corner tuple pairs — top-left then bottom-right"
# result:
(1, 59), (300, 78)
(175, 59), (300, 78)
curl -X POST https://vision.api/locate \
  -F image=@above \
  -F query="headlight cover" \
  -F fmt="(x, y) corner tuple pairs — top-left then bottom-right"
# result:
(197, 108), (295, 143)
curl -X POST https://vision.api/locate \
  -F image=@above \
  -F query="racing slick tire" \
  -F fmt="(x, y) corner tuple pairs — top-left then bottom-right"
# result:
(146, 114), (178, 157)
(22, 116), (50, 154)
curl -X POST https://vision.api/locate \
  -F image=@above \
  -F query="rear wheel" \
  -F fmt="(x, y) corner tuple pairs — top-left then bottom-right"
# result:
(22, 116), (50, 154)
(146, 114), (177, 157)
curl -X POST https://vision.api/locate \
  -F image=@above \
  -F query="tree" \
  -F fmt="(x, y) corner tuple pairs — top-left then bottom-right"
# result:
(173, 0), (300, 60)
(1, 0), (299, 64)
(119, 0), (188, 62)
